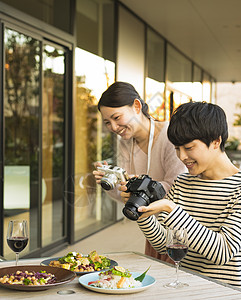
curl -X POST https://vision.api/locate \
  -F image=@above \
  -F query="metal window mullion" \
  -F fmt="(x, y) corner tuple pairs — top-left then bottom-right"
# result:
(0, 21), (5, 257)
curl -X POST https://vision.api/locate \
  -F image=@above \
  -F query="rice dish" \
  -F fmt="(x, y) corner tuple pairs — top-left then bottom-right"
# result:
(92, 273), (141, 289)
(88, 266), (142, 289)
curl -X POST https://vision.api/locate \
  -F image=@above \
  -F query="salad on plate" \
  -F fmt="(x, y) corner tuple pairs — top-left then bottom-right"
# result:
(0, 270), (56, 286)
(49, 250), (111, 272)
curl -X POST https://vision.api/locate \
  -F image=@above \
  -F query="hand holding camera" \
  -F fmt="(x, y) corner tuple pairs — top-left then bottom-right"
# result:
(93, 161), (109, 185)
(96, 165), (129, 190)
(95, 164), (166, 221)
(122, 174), (166, 221)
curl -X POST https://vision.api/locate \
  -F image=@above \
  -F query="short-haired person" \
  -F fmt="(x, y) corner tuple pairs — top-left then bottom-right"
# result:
(130, 101), (241, 287)
(93, 81), (186, 261)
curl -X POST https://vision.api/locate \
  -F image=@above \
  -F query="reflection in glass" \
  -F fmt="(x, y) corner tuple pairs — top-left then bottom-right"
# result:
(165, 89), (191, 120)
(76, 0), (114, 61)
(167, 45), (192, 84)
(146, 78), (165, 121)
(193, 65), (203, 101)
(74, 2), (116, 241)
(146, 29), (165, 82)
(146, 29), (165, 121)
(74, 48), (115, 241)
(203, 72), (211, 102)
(211, 78), (216, 103)
(166, 45), (192, 119)
(1, 0), (72, 33)
(4, 28), (40, 258)
(42, 45), (65, 247)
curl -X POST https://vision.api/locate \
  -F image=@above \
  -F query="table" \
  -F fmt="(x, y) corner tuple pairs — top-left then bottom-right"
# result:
(0, 251), (241, 299)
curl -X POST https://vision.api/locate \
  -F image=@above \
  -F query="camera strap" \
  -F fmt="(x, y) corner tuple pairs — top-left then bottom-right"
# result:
(130, 117), (155, 175)
(147, 118), (155, 174)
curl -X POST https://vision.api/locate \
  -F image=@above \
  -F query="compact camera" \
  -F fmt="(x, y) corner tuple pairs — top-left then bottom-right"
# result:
(97, 165), (128, 190)
(122, 175), (166, 221)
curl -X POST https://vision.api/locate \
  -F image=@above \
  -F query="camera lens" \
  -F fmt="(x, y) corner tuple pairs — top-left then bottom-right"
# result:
(122, 193), (149, 221)
(100, 174), (118, 190)
(100, 180), (114, 190)
(122, 206), (141, 221)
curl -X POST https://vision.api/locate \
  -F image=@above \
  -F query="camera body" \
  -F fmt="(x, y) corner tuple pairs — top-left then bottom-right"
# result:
(97, 165), (128, 190)
(122, 174), (166, 221)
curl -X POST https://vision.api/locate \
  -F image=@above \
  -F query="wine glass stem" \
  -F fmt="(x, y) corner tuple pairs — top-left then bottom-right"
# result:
(175, 261), (180, 283)
(15, 253), (19, 266)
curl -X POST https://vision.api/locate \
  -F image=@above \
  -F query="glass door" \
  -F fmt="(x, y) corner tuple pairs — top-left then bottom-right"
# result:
(3, 27), (68, 258)
(42, 43), (66, 247)
(3, 27), (41, 258)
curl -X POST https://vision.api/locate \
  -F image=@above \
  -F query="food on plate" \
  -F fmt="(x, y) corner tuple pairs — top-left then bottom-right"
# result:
(49, 250), (111, 272)
(88, 266), (142, 289)
(0, 270), (56, 286)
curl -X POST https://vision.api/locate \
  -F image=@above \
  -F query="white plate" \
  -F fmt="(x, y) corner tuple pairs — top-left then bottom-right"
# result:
(79, 271), (156, 294)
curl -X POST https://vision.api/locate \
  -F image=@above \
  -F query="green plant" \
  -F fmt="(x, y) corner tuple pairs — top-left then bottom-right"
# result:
(233, 103), (241, 126)
(225, 137), (240, 151)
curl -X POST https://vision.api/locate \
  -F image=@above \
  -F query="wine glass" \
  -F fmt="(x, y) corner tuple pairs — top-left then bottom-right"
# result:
(164, 227), (188, 288)
(7, 220), (28, 266)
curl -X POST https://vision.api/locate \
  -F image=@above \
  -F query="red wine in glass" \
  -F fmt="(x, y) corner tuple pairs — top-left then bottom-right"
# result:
(164, 228), (188, 289)
(7, 237), (29, 253)
(166, 244), (188, 262)
(7, 220), (28, 265)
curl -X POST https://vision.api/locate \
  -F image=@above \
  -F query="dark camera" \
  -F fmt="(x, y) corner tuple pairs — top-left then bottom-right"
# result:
(122, 175), (166, 221)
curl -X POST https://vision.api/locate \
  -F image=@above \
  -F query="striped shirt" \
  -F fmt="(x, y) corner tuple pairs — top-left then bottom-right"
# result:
(137, 172), (241, 287)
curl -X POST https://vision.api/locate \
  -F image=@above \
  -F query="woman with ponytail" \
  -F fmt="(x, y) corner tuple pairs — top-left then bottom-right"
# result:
(93, 81), (186, 261)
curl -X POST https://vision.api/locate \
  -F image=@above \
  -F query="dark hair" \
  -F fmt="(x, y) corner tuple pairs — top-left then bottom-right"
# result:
(98, 81), (150, 118)
(167, 101), (228, 152)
